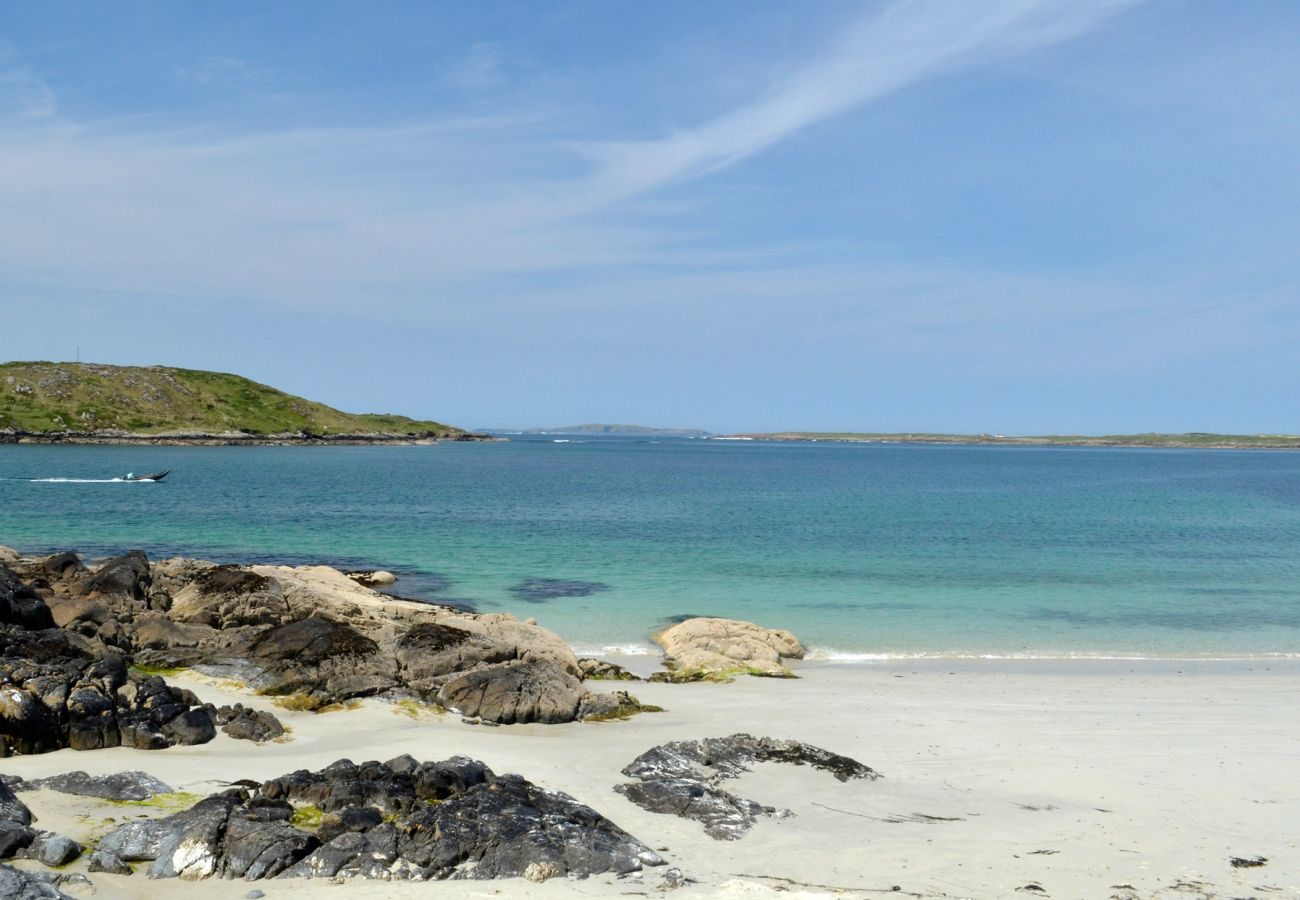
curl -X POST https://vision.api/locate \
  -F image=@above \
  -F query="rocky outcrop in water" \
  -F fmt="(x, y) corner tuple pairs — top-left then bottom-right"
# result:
(615, 734), (878, 840)
(7, 551), (653, 725)
(90, 755), (664, 882)
(652, 617), (805, 680)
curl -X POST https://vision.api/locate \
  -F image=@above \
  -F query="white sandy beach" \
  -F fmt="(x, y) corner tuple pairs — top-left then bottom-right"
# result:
(3, 658), (1297, 899)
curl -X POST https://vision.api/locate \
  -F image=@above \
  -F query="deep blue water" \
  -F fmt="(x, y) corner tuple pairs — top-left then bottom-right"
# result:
(3, 437), (1299, 659)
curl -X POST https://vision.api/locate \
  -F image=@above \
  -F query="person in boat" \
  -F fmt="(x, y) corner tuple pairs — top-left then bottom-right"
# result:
(125, 472), (134, 480)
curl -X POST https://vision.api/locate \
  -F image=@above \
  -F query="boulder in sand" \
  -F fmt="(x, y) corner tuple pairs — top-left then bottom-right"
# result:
(652, 617), (805, 680)
(438, 660), (585, 725)
(616, 733), (878, 840)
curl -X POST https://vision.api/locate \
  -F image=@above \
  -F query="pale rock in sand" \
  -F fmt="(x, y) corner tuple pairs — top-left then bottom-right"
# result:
(654, 617), (805, 678)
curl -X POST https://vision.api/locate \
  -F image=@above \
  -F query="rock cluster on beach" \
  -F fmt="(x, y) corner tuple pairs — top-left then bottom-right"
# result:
(616, 733), (878, 839)
(0, 555), (278, 757)
(0, 770), (85, 876)
(84, 754), (664, 882)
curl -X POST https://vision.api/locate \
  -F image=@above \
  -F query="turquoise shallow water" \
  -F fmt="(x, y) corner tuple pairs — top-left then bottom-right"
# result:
(2, 437), (1299, 659)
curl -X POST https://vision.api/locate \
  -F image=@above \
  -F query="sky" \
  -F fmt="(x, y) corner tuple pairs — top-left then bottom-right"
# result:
(1, 1), (1298, 434)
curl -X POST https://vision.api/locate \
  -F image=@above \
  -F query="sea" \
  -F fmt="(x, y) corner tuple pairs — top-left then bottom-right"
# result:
(2, 436), (1299, 661)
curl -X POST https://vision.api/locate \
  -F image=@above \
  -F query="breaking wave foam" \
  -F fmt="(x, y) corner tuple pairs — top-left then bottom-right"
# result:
(572, 643), (657, 658)
(804, 646), (1300, 662)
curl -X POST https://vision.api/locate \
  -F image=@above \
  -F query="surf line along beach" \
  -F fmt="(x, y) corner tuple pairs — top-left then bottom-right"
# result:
(0, 546), (1295, 898)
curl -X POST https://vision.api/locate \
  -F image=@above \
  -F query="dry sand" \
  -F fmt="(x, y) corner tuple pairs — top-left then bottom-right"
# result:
(3, 658), (1297, 899)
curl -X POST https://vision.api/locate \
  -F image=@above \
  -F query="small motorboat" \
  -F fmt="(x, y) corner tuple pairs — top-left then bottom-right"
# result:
(123, 470), (170, 482)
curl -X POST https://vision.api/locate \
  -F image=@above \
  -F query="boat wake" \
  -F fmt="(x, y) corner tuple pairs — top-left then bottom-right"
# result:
(22, 477), (157, 484)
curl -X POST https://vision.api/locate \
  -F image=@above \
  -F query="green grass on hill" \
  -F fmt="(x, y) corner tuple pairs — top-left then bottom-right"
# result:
(0, 361), (462, 437)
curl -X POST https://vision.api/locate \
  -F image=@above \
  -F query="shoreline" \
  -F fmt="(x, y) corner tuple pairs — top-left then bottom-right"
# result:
(1, 546), (1296, 897)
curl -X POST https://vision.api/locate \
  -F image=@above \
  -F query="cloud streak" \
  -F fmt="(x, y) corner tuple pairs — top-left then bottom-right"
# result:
(577, 0), (1139, 208)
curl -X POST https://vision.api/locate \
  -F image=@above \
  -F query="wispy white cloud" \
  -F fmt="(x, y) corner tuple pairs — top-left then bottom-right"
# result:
(0, 45), (57, 119)
(174, 55), (252, 86)
(576, 0), (1140, 208)
(444, 42), (508, 91)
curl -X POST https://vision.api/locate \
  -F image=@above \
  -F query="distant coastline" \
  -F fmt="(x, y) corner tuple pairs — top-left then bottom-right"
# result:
(484, 423), (711, 437)
(713, 431), (1300, 450)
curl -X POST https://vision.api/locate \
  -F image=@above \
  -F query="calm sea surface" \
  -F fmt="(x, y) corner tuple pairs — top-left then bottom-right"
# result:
(2, 437), (1299, 659)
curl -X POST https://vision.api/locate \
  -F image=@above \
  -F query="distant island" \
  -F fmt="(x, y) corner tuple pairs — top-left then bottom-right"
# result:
(486, 424), (712, 437)
(713, 431), (1300, 450)
(0, 361), (488, 444)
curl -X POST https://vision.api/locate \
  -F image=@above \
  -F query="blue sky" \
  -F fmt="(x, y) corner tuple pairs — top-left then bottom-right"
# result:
(1, 1), (1297, 433)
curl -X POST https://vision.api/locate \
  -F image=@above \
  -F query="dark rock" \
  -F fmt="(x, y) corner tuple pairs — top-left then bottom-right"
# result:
(393, 622), (511, 694)
(71, 552), (151, 605)
(169, 566), (291, 629)
(40, 554), (85, 582)
(578, 658), (642, 681)
(147, 792), (243, 879)
(219, 806), (318, 879)
(578, 690), (661, 721)
(96, 755), (661, 882)
(0, 779), (31, 825)
(24, 770), (172, 802)
(260, 756), (490, 815)
(0, 821), (36, 858)
(32, 833), (81, 867)
(316, 805), (383, 844)
(616, 733), (878, 840)
(623, 733), (877, 784)
(0, 565), (56, 631)
(211, 704), (284, 742)
(410, 757), (494, 802)
(617, 778), (772, 842)
(1230, 855), (1268, 868)
(437, 659), (585, 724)
(243, 616), (393, 703)
(161, 707), (217, 745)
(391, 774), (663, 879)
(0, 864), (73, 898)
(282, 827), (411, 880)
(66, 683), (120, 750)
(509, 578), (610, 603)
(0, 632), (215, 756)
(384, 753), (418, 774)
(95, 817), (170, 862)
(86, 847), (132, 874)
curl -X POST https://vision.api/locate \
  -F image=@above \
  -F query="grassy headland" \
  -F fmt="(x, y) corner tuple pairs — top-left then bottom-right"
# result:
(0, 361), (477, 443)
(715, 431), (1300, 449)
